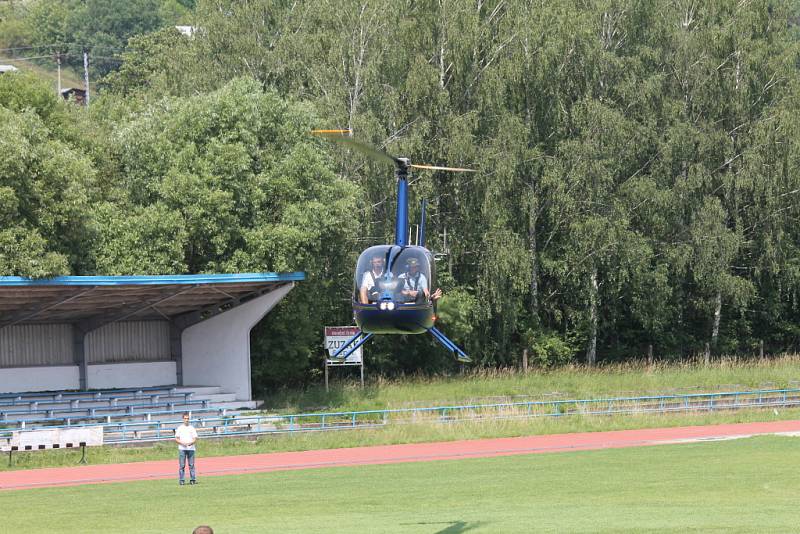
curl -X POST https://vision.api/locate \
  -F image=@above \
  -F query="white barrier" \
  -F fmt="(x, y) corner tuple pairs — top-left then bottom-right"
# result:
(2, 426), (103, 465)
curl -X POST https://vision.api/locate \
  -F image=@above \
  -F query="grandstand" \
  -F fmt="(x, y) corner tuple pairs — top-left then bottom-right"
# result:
(0, 273), (304, 441)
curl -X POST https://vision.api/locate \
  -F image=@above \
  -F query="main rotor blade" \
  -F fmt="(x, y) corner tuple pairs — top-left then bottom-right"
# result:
(312, 130), (398, 166)
(311, 129), (352, 135)
(410, 164), (477, 173)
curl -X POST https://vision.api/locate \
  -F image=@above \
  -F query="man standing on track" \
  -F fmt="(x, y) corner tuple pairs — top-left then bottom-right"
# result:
(175, 412), (198, 485)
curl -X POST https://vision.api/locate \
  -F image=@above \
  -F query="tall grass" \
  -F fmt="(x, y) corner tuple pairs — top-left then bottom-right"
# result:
(263, 353), (800, 412)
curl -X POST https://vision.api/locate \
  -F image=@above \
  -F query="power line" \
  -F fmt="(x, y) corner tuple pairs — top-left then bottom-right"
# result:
(0, 43), (127, 54)
(0, 55), (54, 61)
(1, 53), (123, 63)
(0, 44), (65, 52)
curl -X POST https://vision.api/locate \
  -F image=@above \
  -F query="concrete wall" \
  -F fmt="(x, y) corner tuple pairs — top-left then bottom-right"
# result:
(0, 362), (178, 393)
(87, 361), (176, 389)
(0, 365), (80, 393)
(181, 283), (294, 401)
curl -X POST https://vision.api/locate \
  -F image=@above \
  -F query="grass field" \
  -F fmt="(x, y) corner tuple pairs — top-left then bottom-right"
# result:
(266, 355), (800, 413)
(4, 355), (800, 471)
(4, 406), (800, 472)
(2, 435), (798, 533)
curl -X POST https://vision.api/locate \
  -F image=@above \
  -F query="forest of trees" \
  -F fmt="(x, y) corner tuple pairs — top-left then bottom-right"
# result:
(1, 0), (799, 392)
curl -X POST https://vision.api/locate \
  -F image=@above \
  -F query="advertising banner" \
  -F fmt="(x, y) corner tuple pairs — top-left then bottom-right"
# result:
(324, 326), (363, 365)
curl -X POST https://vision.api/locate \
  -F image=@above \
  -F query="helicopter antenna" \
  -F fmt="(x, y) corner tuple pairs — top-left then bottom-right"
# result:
(419, 199), (427, 248)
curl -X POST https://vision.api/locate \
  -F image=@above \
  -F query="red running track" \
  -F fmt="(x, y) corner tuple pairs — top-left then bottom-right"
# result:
(2, 419), (799, 492)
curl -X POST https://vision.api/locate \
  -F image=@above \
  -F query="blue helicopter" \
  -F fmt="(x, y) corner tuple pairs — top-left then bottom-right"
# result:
(313, 130), (473, 363)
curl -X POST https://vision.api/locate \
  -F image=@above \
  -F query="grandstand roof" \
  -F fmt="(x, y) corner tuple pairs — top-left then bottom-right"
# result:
(0, 272), (305, 328)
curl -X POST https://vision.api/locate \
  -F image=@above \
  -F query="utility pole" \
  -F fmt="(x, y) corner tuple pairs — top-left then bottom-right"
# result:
(56, 53), (62, 94)
(82, 49), (90, 106)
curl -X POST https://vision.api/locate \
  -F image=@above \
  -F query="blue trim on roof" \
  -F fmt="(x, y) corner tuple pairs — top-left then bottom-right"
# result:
(0, 272), (306, 286)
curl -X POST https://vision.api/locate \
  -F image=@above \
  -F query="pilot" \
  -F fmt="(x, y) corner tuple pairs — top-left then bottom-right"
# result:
(399, 258), (429, 303)
(359, 254), (391, 304)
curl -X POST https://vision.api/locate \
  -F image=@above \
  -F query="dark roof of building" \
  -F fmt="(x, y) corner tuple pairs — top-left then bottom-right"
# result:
(0, 272), (305, 329)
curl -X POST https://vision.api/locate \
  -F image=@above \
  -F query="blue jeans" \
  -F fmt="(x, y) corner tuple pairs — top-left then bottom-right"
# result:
(178, 449), (196, 483)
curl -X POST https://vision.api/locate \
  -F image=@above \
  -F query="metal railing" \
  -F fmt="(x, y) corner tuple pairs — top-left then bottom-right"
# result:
(0, 386), (188, 403)
(255, 388), (800, 432)
(2, 388), (799, 445)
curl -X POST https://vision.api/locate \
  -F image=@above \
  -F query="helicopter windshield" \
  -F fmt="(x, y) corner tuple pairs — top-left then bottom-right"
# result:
(354, 245), (434, 305)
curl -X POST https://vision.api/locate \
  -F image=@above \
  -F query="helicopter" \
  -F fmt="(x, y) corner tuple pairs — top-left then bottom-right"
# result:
(312, 129), (473, 363)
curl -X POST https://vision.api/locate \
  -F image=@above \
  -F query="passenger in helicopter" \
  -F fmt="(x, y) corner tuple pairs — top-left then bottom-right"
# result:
(360, 254), (391, 304)
(398, 257), (429, 303)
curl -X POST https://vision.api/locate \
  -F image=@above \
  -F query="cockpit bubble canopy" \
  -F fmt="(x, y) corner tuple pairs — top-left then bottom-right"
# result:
(354, 245), (434, 305)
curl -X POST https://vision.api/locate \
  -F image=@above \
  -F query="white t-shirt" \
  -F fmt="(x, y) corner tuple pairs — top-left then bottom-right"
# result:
(175, 424), (198, 451)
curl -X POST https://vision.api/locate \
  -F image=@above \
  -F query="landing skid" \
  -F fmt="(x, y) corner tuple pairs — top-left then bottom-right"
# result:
(331, 330), (374, 361)
(330, 328), (470, 363)
(427, 326), (471, 363)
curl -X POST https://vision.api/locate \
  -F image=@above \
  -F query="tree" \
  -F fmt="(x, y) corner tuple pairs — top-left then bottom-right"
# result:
(94, 78), (362, 386)
(0, 73), (97, 276)
(26, 0), (168, 76)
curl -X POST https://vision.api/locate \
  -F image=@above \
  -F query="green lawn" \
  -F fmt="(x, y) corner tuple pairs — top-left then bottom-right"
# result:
(3, 407), (799, 471)
(3, 435), (798, 533)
